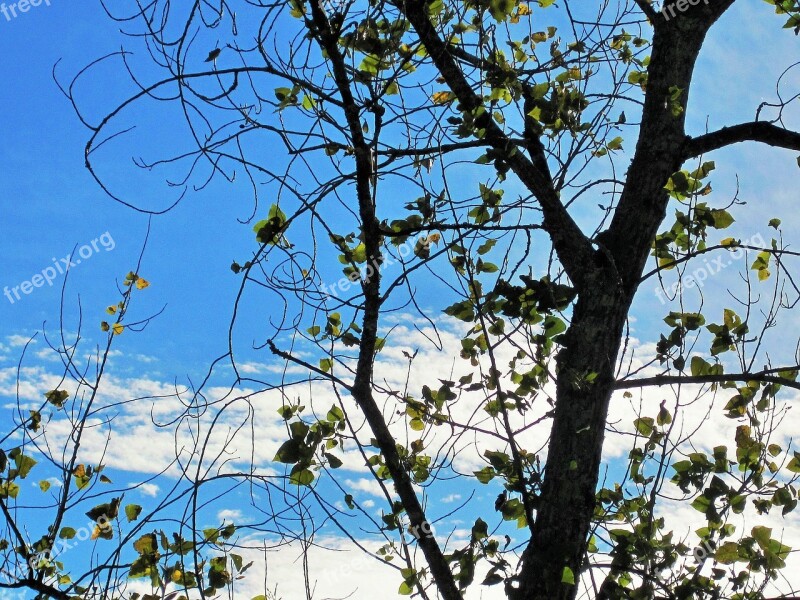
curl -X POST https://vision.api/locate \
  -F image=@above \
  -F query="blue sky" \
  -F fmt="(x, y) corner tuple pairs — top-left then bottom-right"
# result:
(2, 1), (800, 599)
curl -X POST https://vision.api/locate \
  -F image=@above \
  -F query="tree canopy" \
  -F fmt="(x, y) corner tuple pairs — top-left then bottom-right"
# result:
(4, 1), (800, 599)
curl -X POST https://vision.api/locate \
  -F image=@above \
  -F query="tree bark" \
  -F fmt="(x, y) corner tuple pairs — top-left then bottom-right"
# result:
(515, 8), (732, 599)
(515, 276), (631, 599)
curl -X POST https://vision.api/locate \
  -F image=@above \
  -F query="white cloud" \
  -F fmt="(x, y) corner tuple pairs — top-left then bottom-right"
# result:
(4, 304), (800, 598)
(344, 478), (389, 498)
(212, 535), (509, 600)
(35, 347), (61, 362)
(217, 509), (243, 522)
(133, 354), (157, 363)
(6, 334), (34, 347)
(137, 483), (160, 497)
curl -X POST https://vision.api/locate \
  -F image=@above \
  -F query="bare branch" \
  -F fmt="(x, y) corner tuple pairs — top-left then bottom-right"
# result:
(685, 121), (800, 159)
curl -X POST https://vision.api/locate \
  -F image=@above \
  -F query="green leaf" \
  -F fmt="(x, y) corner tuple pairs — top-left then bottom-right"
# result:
(477, 260), (499, 273)
(691, 355), (711, 376)
(691, 494), (711, 513)
(12, 450), (37, 479)
(327, 405), (345, 422)
(715, 542), (741, 564)
(254, 204), (288, 245)
(302, 95), (316, 110)
(358, 54), (382, 76)
(474, 467), (495, 484)
(59, 527), (77, 540)
(289, 467), (315, 486)
(657, 404), (672, 426)
(39, 480), (51, 492)
(351, 243), (367, 264)
(477, 239), (497, 255)
(1, 482), (20, 499)
(752, 525), (772, 549)
(409, 418), (425, 431)
(634, 417), (654, 436)
(324, 453), (343, 469)
(471, 518), (488, 542)
(751, 251), (771, 280)
(274, 87), (292, 102)
(543, 315), (566, 338)
(45, 389), (69, 408)
(274, 439), (303, 464)
(787, 454), (800, 474)
(320, 358), (333, 373)
(86, 498), (121, 521)
(133, 533), (158, 556)
(561, 566), (575, 585)
(606, 136), (623, 151)
(126, 504), (143, 522)
(710, 209), (735, 229)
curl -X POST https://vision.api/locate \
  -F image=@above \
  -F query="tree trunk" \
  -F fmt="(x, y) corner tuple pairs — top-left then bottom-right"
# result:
(515, 272), (632, 599)
(515, 13), (726, 599)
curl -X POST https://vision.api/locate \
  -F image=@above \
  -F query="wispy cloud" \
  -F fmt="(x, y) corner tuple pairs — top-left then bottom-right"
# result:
(137, 483), (160, 497)
(217, 509), (243, 522)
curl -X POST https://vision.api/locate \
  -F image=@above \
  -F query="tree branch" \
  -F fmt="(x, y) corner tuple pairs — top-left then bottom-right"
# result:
(615, 366), (800, 392)
(306, 4), (463, 599)
(267, 340), (353, 391)
(633, 0), (658, 24)
(396, 0), (596, 289)
(1, 579), (70, 600)
(684, 122), (800, 159)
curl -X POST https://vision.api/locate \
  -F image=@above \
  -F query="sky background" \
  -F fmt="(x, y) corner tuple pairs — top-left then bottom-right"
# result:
(2, 1), (800, 599)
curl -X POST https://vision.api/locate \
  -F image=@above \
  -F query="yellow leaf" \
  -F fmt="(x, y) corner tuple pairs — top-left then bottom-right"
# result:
(431, 91), (454, 104)
(135, 278), (150, 290)
(517, 2), (531, 14)
(73, 464), (86, 478)
(758, 269), (770, 281)
(658, 257), (676, 270)
(427, 233), (441, 245)
(112, 323), (124, 335)
(100, 321), (110, 332)
(720, 237), (738, 247)
(106, 306), (117, 315)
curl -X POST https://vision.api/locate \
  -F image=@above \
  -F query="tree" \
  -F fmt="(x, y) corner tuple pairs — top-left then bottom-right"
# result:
(31, 0), (800, 598)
